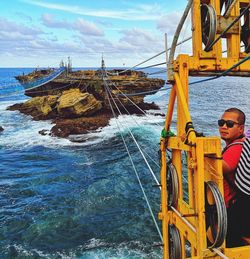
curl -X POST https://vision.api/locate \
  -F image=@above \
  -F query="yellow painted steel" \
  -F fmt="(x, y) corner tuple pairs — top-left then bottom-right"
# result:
(159, 0), (250, 258)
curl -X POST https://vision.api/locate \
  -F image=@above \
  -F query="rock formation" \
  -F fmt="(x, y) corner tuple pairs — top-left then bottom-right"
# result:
(9, 69), (165, 139)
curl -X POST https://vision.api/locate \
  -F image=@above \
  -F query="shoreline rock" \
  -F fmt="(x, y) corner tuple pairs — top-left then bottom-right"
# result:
(9, 69), (165, 139)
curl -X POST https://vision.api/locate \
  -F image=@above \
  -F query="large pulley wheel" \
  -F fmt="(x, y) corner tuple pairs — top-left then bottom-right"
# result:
(168, 224), (182, 259)
(240, 7), (250, 53)
(167, 163), (179, 208)
(205, 181), (227, 248)
(220, 0), (233, 16)
(201, 4), (217, 51)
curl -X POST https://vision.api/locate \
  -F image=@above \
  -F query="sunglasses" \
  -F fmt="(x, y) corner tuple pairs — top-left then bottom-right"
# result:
(218, 119), (240, 128)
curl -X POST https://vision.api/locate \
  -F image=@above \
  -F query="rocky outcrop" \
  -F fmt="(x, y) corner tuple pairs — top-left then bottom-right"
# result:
(50, 113), (111, 138)
(8, 89), (102, 120)
(0, 126), (4, 132)
(57, 89), (102, 117)
(9, 69), (165, 139)
(25, 95), (58, 116)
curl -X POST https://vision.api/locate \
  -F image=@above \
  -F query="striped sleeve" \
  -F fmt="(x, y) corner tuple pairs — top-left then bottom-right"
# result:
(235, 138), (250, 195)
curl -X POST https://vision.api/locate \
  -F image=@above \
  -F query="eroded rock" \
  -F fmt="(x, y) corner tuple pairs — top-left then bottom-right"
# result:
(57, 89), (102, 118)
(9, 69), (165, 138)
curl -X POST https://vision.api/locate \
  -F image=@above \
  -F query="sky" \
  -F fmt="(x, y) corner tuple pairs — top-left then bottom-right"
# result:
(0, 0), (191, 68)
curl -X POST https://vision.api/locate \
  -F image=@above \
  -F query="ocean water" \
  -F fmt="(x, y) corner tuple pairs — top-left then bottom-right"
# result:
(0, 67), (250, 259)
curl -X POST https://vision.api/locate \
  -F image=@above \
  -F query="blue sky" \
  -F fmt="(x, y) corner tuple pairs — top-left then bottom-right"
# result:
(0, 0), (190, 68)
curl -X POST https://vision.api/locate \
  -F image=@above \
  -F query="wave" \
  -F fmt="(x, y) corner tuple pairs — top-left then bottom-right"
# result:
(2, 239), (162, 259)
(68, 113), (165, 146)
(0, 97), (164, 148)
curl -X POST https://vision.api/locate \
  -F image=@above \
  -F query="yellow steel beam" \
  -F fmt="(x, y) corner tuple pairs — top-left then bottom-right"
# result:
(159, 138), (169, 259)
(225, 245), (250, 258)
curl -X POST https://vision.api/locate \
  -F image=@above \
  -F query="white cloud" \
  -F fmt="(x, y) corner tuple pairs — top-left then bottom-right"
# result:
(41, 14), (104, 36)
(42, 13), (71, 29)
(22, 0), (165, 21)
(119, 28), (163, 52)
(0, 31), (34, 41)
(157, 12), (182, 36)
(0, 18), (42, 35)
(74, 18), (104, 36)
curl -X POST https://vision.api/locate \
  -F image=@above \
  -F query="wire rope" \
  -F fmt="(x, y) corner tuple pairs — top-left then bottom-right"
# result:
(168, 0), (193, 80)
(0, 80), (76, 99)
(104, 71), (166, 158)
(0, 68), (93, 99)
(106, 85), (161, 168)
(176, 9), (191, 56)
(104, 82), (163, 242)
(206, 4), (250, 50)
(115, 86), (172, 97)
(108, 36), (192, 76)
(224, 0), (238, 18)
(147, 69), (167, 76)
(105, 75), (165, 128)
(104, 79), (161, 188)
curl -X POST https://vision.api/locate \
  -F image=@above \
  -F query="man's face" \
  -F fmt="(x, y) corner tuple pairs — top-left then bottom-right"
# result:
(219, 111), (244, 143)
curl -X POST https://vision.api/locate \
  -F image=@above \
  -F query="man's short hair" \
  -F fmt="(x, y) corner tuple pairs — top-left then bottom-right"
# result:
(225, 107), (245, 125)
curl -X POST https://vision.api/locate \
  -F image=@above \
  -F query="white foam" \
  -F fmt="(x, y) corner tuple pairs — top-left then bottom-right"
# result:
(0, 98), (165, 148)
(68, 113), (165, 146)
(0, 101), (72, 148)
(5, 239), (162, 259)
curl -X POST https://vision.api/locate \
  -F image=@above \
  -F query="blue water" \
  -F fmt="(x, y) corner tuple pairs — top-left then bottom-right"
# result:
(0, 67), (250, 258)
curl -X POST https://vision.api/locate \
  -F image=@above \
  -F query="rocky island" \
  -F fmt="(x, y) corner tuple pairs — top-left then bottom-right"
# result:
(8, 67), (165, 139)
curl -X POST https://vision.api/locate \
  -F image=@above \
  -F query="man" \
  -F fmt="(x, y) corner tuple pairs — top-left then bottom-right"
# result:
(218, 107), (246, 247)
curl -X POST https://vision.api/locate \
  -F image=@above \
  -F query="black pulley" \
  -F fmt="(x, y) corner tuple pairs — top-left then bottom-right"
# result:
(205, 181), (227, 248)
(240, 7), (250, 53)
(168, 224), (182, 259)
(167, 163), (179, 207)
(201, 4), (217, 51)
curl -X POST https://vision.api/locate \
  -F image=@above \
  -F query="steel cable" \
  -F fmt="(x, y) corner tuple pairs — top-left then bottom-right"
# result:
(103, 78), (161, 188)
(104, 82), (163, 242)
(206, 4), (250, 51)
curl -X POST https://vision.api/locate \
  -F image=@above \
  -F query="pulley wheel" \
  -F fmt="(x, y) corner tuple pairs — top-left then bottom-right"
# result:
(220, 0), (233, 16)
(201, 4), (217, 51)
(205, 181), (227, 248)
(167, 163), (179, 208)
(168, 224), (182, 259)
(240, 7), (250, 53)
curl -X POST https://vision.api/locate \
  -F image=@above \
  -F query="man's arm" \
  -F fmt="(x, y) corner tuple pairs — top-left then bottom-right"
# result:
(222, 160), (234, 174)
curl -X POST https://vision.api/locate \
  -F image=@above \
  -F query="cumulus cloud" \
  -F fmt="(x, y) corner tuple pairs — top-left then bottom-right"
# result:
(41, 14), (104, 36)
(0, 17), (80, 57)
(74, 18), (104, 36)
(0, 17), (42, 36)
(0, 31), (34, 41)
(156, 11), (192, 54)
(119, 28), (163, 52)
(42, 13), (71, 29)
(157, 12), (183, 36)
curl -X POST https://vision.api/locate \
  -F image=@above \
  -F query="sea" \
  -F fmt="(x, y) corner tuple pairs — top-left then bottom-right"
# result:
(0, 67), (250, 259)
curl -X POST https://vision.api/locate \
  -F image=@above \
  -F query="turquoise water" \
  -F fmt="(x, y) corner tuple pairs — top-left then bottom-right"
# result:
(0, 68), (250, 258)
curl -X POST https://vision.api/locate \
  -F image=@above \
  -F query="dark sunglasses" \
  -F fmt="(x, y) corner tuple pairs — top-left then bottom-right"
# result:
(218, 119), (240, 128)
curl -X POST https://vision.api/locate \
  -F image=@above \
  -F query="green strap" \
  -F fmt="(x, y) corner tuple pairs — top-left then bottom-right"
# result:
(161, 128), (175, 138)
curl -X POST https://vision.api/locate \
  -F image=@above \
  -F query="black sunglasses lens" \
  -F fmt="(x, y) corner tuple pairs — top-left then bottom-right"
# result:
(218, 119), (235, 128)
(226, 121), (235, 128)
(218, 119), (225, 127)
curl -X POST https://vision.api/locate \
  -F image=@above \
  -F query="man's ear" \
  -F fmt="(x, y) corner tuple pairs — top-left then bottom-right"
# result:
(239, 125), (245, 135)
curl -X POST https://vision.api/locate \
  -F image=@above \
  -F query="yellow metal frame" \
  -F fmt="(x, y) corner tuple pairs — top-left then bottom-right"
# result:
(159, 0), (250, 258)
